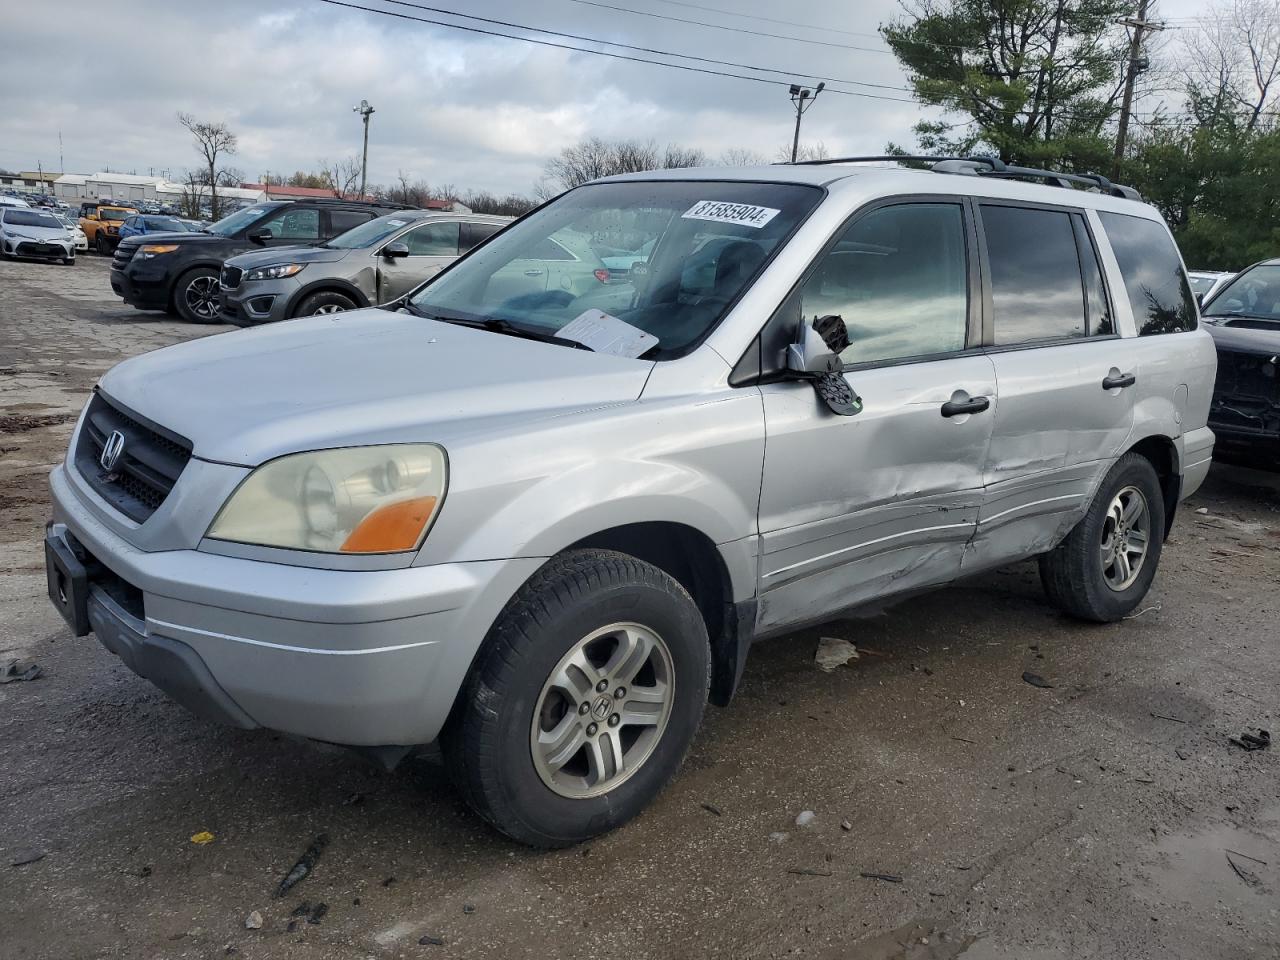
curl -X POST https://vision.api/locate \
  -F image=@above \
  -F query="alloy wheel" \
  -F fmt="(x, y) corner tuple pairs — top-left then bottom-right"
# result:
(184, 276), (220, 320)
(1099, 484), (1150, 591)
(530, 622), (675, 799)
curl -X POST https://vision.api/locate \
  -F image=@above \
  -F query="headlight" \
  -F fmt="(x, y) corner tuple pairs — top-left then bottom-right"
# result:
(207, 444), (447, 554)
(245, 263), (306, 281)
(138, 244), (179, 259)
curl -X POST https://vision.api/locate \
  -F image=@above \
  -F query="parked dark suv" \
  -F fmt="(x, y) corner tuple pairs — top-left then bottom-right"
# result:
(110, 198), (411, 323)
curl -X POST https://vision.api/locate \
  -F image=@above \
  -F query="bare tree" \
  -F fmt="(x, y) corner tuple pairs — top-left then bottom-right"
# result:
(541, 138), (708, 193)
(719, 147), (769, 166)
(318, 157), (363, 198)
(774, 140), (830, 162)
(178, 113), (237, 220)
(1183, 0), (1280, 130)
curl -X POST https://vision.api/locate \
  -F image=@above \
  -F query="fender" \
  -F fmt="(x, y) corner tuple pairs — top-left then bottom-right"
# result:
(288, 276), (372, 315)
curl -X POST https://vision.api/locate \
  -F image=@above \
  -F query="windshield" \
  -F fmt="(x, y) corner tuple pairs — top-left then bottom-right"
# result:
(206, 206), (273, 237)
(1203, 264), (1280, 322)
(409, 180), (821, 359)
(3, 209), (63, 229)
(143, 217), (185, 232)
(326, 213), (419, 249)
(100, 208), (135, 221)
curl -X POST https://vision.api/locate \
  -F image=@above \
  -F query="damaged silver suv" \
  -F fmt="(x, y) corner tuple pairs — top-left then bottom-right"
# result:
(46, 158), (1216, 847)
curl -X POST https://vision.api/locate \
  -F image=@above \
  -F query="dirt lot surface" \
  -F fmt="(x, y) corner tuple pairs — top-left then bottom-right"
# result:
(2, 254), (1278, 960)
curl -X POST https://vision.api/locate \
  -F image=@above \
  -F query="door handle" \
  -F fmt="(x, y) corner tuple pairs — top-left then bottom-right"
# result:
(940, 396), (990, 417)
(1102, 372), (1136, 390)
(524, 269), (544, 277)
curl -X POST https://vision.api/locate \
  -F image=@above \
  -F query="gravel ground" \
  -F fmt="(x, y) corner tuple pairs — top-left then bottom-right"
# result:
(1, 254), (1278, 960)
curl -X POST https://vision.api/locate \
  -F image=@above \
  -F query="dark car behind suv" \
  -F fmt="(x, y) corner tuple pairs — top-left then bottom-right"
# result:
(110, 198), (412, 323)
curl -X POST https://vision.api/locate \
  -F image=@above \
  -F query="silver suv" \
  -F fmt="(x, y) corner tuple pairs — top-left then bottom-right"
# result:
(45, 158), (1216, 847)
(219, 211), (510, 325)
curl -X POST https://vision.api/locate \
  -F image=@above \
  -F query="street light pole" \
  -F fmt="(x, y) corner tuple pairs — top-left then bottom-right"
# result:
(352, 99), (375, 197)
(789, 82), (825, 163)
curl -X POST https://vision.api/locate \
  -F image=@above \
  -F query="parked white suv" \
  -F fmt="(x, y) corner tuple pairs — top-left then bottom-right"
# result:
(45, 158), (1215, 846)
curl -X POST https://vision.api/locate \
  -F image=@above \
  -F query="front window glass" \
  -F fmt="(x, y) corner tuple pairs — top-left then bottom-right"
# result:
(206, 206), (272, 236)
(793, 203), (968, 364)
(404, 221), (460, 256)
(410, 180), (821, 359)
(1202, 264), (1280, 323)
(1098, 211), (1197, 335)
(4, 210), (63, 228)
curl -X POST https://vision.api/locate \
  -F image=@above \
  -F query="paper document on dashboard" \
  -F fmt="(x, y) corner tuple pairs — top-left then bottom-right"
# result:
(557, 309), (658, 358)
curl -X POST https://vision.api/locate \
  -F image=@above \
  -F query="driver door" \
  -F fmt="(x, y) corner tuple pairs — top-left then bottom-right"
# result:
(756, 200), (995, 633)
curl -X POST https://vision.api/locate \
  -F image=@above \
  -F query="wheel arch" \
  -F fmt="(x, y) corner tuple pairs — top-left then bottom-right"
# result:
(288, 278), (371, 317)
(1125, 433), (1180, 536)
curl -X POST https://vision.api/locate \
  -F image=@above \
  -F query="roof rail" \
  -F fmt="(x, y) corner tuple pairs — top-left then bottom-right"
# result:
(785, 154), (1142, 200)
(270, 196), (417, 209)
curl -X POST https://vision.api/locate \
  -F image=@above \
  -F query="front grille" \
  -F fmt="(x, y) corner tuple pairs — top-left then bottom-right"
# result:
(220, 264), (242, 289)
(111, 244), (135, 272)
(74, 391), (193, 523)
(16, 241), (65, 258)
(1215, 349), (1278, 400)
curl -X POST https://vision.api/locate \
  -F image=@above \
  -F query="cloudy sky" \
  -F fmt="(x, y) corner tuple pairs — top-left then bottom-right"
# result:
(1, 0), (1209, 196)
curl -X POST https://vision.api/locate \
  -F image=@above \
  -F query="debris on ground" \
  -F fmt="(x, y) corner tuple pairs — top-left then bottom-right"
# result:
(190, 831), (215, 845)
(769, 832), (789, 843)
(815, 637), (859, 672)
(1225, 852), (1264, 889)
(381, 876), (396, 887)
(276, 834), (329, 897)
(290, 902), (312, 918)
(787, 867), (833, 877)
(700, 802), (722, 817)
(9, 849), (46, 867)
(1123, 603), (1162, 620)
(0, 659), (42, 683)
(307, 903), (328, 925)
(860, 871), (904, 883)
(462, 904), (475, 915)
(341, 792), (365, 806)
(419, 934), (444, 946)
(795, 810), (816, 827)
(1229, 728), (1271, 752)
(1195, 507), (1209, 514)
(1021, 671), (1054, 689)
(1150, 712), (1188, 724)
(244, 911), (263, 930)
(841, 820), (853, 831)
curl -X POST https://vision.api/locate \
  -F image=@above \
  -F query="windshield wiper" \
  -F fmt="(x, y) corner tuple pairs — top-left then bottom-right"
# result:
(1207, 312), (1280, 323)
(415, 309), (593, 351)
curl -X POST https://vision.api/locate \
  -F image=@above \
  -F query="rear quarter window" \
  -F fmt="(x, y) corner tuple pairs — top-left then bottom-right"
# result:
(1098, 212), (1197, 335)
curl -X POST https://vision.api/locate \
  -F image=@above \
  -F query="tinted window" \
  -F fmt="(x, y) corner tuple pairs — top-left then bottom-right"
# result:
(403, 221), (460, 256)
(328, 209), (375, 235)
(1074, 215), (1114, 336)
(263, 207), (320, 241)
(461, 221), (502, 252)
(982, 205), (1087, 344)
(795, 203), (969, 364)
(1202, 263), (1280, 322)
(1098, 212), (1196, 335)
(3, 209), (63, 228)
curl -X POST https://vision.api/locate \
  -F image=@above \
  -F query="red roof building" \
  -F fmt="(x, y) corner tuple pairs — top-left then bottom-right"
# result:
(241, 183), (340, 200)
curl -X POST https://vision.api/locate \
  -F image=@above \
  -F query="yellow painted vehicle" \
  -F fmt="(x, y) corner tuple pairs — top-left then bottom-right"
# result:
(80, 204), (138, 256)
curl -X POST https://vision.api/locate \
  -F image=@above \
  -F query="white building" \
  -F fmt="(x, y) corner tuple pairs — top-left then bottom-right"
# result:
(53, 172), (265, 207)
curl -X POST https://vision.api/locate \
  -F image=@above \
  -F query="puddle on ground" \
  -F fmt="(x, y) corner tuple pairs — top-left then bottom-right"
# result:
(1140, 817), (1278, 913)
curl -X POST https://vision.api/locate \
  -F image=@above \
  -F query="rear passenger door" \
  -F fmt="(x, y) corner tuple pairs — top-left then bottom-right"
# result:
(756, 200), (996, 633)
(966, 202), (1135, 571)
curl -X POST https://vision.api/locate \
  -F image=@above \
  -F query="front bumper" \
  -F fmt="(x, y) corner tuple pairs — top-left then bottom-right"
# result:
(5, 237), (72, 259)
(219, 277), (300, 326)
(48, 463), (543, 746)
(111, 258), (171, 309)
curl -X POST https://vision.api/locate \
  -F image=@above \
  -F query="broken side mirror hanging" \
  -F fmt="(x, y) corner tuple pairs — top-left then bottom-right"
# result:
(787, 314), (862, 416)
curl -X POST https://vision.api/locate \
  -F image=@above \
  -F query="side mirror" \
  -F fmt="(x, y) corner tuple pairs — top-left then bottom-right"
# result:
(247, 227), (273, 245)
(1195, 292), (1206, 308)
(786, 315), (845, 376)
(383, 241), (410, 259)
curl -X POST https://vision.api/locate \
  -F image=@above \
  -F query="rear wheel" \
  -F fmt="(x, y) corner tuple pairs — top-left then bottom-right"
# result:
(444, 549), (710, 847)
(173, 267), (222, 323)
(1039, 452), (1165, 622)
(294, 290), (357, 317)
(95, 235), (110, 256)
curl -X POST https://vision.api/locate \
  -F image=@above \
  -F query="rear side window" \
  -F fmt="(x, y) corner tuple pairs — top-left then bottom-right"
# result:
(1098, 212), (1196, 334)
(981, 205), (1088, 344)
(328, 209), (376, 235)
(461, 221), (502, 252)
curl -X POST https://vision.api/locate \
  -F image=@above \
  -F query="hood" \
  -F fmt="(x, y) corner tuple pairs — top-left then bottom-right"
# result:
(117, 230), (226, 250)
(98, 308), (654, 466)
(226, 244), (351, 270)
(4, 224), (69, 240)
(1205, 320), (1280, 355)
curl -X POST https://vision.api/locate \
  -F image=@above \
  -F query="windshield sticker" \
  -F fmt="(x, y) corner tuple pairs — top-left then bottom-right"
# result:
(385, 219), (407, 227)
(557, 309), (658, 358)
(243, 209), (265, 217)
(682, 200), (780, 229)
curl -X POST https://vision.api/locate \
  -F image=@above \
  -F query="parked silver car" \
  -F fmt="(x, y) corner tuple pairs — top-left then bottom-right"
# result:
(1, 206), (75, 264)
(45, 160), (1216, 846)
(218, 211), (510, 325)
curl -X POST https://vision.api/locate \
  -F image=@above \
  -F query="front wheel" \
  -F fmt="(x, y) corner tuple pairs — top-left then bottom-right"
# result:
(173, 268), (222, 323)
(96, 235), (110, 256)
(444, 550), (710, 847)
(1039, 452), (1166, 622)
(294, 290), (357, 317)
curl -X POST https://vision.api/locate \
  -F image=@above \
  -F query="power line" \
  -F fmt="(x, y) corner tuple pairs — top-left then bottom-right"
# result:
(377, 0), (916, 93)
(649, 0), (900, 40)
(314, 0), (921, 103)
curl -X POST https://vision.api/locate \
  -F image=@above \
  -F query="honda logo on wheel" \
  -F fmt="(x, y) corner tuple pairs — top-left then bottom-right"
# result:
(99, 430), (126, 473)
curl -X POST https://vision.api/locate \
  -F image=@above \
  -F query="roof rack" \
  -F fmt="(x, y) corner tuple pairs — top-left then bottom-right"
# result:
(785, 155), (1142, 201)
(270, 196), (417, 210)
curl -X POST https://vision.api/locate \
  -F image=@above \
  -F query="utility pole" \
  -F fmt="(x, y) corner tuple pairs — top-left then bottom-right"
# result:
(353, 99), (375, 198)
(1113, 0), (1163, 175)
(789, 83), (825, 163)
(58, 131), (64, 174)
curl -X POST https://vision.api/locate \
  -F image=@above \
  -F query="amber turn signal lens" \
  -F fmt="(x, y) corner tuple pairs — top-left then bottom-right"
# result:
(340, 496), (438, 553)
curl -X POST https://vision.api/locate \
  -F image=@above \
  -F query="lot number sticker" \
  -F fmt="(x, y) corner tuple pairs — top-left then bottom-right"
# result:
(682, 200), (780, 229)
(558, 309), (658, 358)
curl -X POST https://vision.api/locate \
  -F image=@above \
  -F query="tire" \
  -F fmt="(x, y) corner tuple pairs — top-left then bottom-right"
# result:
(173, 267), (222, 324)
(63, 257), (75, 266)
(293, 290), (357, 317)
(444, 549), (710, 847)
(1039, 452), (1166, 622)
(96, 235), (110, 256)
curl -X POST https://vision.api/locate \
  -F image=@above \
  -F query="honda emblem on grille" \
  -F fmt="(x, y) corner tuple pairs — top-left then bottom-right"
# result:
(100, 430), (126, 472)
